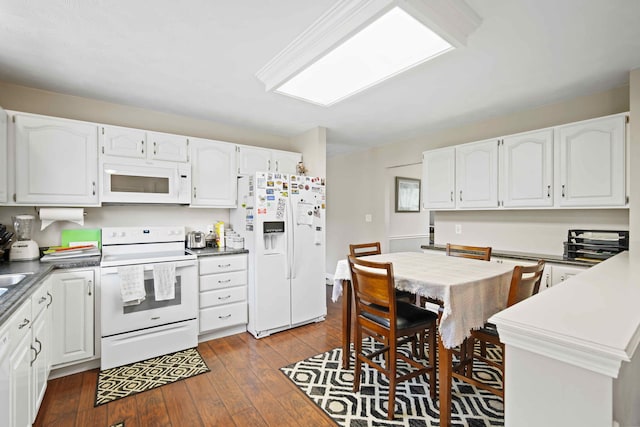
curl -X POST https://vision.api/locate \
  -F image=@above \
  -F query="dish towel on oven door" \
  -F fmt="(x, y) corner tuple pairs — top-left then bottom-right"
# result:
(153, 262), (176, 301)
(117, 265), (146, 306)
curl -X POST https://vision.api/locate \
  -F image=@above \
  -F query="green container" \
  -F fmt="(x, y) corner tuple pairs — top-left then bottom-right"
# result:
(61, 228), (102, 249)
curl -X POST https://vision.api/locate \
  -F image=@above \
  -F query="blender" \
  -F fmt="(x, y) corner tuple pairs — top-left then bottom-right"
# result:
(10, 214), (40, 261)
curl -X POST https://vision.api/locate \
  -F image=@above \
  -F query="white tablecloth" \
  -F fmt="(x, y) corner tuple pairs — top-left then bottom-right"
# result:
(333, 252), (514, 348)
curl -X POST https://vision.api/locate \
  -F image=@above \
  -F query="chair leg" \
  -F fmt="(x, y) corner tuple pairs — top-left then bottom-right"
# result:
(480, 340), (487, 358)
(353, 329), (362, 392)
(387, 347), (397, 420)
(465, 337), (475, 378)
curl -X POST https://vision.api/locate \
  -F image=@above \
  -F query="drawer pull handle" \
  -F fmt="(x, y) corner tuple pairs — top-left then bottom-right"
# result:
(218, 279), (231, 284)
(39, 296), (47, 304)
(18, 318), (30, 329)
(46, 292), (53, 308)
(218, 314), (232, 319)
(218, 295), (232, 300)
(218, 264), (231, 268)
(151, 316), (160, 320)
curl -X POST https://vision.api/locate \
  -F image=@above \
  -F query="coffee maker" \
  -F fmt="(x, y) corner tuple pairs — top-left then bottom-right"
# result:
(10, 214), (40, 261)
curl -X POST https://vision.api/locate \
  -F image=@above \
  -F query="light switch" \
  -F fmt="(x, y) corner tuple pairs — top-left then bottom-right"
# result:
(365, 214), (372, 223)
(455, 224), (462, 234)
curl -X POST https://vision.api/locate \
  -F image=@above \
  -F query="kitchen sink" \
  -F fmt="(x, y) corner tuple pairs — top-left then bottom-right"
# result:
(0, 273), (29, 287)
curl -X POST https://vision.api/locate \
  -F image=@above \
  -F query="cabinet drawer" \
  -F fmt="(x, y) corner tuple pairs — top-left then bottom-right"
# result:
(199, 254), (247, 275)
(31, 282), (50, 320)
(200, 270), (247, 291)
(10, 299), (32, 349)
(199, 302), (247, 332)
(200, 286), (246, 308)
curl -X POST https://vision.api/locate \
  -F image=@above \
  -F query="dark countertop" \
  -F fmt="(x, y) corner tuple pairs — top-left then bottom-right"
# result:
(420, 244), (596, 268)
(186, 247), (249, 257)
(0, 256), (101, 326)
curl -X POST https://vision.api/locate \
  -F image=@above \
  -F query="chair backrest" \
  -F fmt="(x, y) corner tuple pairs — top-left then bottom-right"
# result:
(349, 242), (382, 258)
(506, 260), (545, 307)
(446, 243), (492, 261)
(347, 255), (397, 330)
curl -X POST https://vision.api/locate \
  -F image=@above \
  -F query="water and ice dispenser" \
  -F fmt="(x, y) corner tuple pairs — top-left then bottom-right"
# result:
(263, 221), (285, 253)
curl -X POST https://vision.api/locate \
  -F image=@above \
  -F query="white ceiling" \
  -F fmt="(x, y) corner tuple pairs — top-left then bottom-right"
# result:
(1, 1), (640, 157)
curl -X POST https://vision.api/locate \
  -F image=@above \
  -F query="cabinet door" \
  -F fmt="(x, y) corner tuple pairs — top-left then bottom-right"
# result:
(190, 138), (237, 207)
(31, 311), (48, 423)
(100, 125), (146, 159)
(14, 114), (99, 205)
(51, 270), (95, 366)
(557, 115), (626, 207)
(10, 332), (32, 427)
(456, 139), (499, 208)
(237, 146), (271, 175)
(148, 131), (189, 162)
(550, 265), (586, 286)
(0, 106), (7, 203)
(422, 147), (455, 209)
(272, 150), (301, 174)
(501, 129), (554, 207)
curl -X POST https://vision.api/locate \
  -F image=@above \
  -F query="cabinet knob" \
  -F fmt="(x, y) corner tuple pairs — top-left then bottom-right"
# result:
(561, 184), (566, 197)
(547, 185), (551, 198)
(459, 190), (463, 201)
(18, 318), (30, 329)
(450, 191), (453, 202)
(46, 292), (53, 308)
(88, 281), (92, 296)
(193, 187), (197, 199)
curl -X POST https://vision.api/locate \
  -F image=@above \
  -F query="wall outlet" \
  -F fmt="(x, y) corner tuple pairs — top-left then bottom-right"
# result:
(365, 214), (372, 223)
(455, 224), (462, 234)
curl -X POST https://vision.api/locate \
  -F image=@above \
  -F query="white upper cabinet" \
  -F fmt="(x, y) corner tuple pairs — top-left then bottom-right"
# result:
(556, 114), (626, 207)
(500, 129), (554, 208)
(100, 125), (189, 163)
(147, 131), (189, 162)
(0, 106), (7, 203)
(237, 145), (301, 175)
(422, 147), (455, 209)
(422, 113), (628, 211)
(271, 150), (302, 175)
(190, 138), (237, 207)
(455, 139), (499, 208)
(14, 113), (99, 206)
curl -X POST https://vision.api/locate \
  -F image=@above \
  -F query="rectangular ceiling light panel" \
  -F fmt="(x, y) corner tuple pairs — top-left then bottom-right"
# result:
(275, 7), (453, 106)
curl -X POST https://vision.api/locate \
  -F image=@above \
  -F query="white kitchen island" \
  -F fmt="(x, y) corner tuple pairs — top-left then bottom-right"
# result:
(490, 251), (640, 427)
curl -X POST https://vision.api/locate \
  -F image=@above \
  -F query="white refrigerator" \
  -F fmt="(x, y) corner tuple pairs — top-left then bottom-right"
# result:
(230, 172), (327, 338)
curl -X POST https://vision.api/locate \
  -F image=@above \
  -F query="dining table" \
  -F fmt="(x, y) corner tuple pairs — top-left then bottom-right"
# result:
(332, 251), (515, 426)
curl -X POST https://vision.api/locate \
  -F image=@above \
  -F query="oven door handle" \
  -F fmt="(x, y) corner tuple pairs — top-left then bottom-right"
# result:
(100, 259), (197, 275)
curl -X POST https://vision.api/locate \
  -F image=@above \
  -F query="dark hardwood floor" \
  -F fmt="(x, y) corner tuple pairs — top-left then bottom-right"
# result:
(34, 287), (341, 427)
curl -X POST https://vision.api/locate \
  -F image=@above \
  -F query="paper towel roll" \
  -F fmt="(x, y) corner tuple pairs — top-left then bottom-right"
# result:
(40, 208), (85, 230)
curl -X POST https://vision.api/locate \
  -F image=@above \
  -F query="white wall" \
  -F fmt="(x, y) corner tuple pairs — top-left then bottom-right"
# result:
(326, 85), (631, 273)
(385, 163), (429, 252)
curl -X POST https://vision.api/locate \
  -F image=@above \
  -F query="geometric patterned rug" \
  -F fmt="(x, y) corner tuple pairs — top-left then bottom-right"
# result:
(95, 347), (209, 406)
(280, 337), (504, 427)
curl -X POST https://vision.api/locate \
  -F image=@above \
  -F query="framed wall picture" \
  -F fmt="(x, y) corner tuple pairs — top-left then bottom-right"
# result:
(395, 177), (421, 212)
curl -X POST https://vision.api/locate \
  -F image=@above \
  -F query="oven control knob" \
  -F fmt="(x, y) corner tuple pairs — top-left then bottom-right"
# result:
(110, 232), (117, 238)
(119, 232), (126, 237)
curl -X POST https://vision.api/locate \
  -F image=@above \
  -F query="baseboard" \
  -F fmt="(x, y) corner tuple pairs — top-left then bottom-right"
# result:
(198, 324), (247, 342)
(50, 358), (101, 379)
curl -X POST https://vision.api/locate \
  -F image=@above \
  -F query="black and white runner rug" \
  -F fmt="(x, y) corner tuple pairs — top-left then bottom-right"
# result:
(280, 338), (504, 426)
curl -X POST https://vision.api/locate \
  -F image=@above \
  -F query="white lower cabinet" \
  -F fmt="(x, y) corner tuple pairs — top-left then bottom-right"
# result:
(9, 300), (32, 427)
(50, 269), (95, 366)
(198, 254), (248, 337)
(30, 280), (52, 423)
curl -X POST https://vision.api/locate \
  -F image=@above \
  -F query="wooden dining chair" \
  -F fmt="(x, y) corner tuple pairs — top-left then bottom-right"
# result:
(445, 243), (493, 361)
(446, 243), (492, 261)
(347, 255), (438, 420)
(349, 242), (414, 303)
(453, 260), (545, 398)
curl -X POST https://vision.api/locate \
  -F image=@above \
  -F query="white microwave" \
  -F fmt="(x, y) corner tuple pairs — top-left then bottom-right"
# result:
(101, 157), (191, 204)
